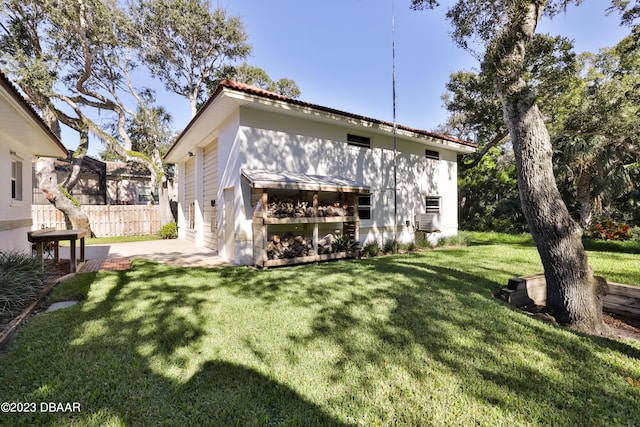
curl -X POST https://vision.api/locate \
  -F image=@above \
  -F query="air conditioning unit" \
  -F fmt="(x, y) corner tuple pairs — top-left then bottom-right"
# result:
(415, 213), (441, 232)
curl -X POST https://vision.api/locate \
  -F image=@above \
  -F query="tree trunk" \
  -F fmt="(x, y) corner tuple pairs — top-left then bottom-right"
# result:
(493, 1), (607, 334)
(35, 157), (94, 236)
(501, 90), (607, 334)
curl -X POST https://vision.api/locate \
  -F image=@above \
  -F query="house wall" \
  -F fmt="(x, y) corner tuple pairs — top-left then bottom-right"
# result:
(202, 140), (218, 252)
(217, 111), (242, 261)
(178, 104), (460, 266)
(0, 140), (33, 253)
(106, 177), (153, 205)
(219, 107), (459, 265)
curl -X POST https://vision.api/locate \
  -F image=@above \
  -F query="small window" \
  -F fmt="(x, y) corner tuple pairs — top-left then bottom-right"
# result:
(425, 149), (440, 160)
(426, 196), (441, 213)
(358, 194), (371, 220)
(138, 186), (159, 203)
(347, 134), (371, 149)
(11, 158), (23, 202)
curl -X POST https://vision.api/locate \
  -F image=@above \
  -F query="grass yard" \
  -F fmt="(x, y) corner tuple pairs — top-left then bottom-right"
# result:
(0, 233), (639, 426)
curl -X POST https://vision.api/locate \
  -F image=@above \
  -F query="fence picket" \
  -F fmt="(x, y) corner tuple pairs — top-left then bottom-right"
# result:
(31, 204), (162, 237)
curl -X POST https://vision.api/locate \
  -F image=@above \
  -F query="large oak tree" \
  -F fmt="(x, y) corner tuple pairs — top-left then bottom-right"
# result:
(410, 0), (628, 334)
(1, 0), (298, 232)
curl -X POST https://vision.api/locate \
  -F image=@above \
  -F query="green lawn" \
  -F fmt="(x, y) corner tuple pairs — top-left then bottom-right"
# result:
(57, 235), (161, 247)
(1, 234), (639, 426)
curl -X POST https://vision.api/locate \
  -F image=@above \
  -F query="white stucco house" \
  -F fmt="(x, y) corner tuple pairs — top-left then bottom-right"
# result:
(0, 73), (67, 253)
(165, 80), (476, 266)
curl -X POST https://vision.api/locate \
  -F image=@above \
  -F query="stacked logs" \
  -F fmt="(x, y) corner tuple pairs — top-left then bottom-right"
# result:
(267, 232), (314, 259)
(266, 198), (350, 218)
(267, 232), (339, 259)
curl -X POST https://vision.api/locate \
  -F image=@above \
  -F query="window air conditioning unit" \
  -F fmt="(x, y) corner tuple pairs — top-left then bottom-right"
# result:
(415, 213), (441, 232)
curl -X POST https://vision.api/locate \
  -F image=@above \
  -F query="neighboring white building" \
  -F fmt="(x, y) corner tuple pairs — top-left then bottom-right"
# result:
(0, 73), (67, 253)
(165, 80), (476, 266)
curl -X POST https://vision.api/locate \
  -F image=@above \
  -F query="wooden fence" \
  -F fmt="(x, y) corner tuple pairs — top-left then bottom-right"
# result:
(32, 204), (161, 237)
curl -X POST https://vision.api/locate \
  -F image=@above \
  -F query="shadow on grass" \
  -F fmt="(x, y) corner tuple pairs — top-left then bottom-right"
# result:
(1, 253), (639, 425)
(582, 238), (640, 254)
(219, 254), (640, 424)
(0, 260), (349, 426)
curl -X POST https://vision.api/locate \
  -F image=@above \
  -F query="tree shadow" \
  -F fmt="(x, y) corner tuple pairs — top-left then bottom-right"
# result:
(218, 254), (640, 424)
(2, 255), (639, 425)
(0, 260), (349, 426)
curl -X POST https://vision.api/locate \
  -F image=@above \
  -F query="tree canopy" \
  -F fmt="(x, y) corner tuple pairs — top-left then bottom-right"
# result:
(1, 0), (299, 228)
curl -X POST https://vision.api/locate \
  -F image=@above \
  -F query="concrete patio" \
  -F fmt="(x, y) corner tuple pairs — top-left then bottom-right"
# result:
(57, 239), (229, 270)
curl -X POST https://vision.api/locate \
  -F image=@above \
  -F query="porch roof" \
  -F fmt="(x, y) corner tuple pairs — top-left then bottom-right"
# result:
(241, 169), (369, 193)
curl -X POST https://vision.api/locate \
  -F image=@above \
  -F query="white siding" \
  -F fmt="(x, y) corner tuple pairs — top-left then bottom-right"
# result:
(0, 141), (33, 253)
(235, 107), (459, 247)
(202, 140), (218, 251)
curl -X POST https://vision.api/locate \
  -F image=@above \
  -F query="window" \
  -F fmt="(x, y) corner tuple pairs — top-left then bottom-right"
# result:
(347, 134), (371, 149)
(425, 149), (440, 160)
(137, 186), (159, 203)
(11, 158), (23, 202)
(426, 196), (441, 213)
(358, 194), (371, 220)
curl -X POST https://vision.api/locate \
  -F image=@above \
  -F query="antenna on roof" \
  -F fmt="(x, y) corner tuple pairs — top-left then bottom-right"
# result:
(392, 0), (398, 242)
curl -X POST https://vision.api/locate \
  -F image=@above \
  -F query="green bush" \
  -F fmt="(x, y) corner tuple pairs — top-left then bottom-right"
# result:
(333, 233), (360, 253)
(361, 240), (380, 258)
(159, 222), (178, 239)
(632, 227), (640, 243)
(0, 251), (44, 319)
(382, 238), (399, 254)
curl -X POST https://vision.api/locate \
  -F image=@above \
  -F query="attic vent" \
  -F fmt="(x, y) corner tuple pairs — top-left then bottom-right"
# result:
(425, 149), (440, 160)
(347, 134), (371, 148)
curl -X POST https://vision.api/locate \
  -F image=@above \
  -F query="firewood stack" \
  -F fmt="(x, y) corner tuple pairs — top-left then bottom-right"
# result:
(266, 232), (341, 259)
(267, 232), (315, 259)
(317, 233), (337, 255)
(266, 197), (351, 218)
(267, 198), (313, 218)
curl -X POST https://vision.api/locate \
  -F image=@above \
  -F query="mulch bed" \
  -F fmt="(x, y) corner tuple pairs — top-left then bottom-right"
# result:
(520, 302), (640, 341)
(603, 312), (640, 341)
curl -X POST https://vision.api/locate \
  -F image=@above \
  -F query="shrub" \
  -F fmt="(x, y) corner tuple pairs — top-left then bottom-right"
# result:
(361, 241), (380, 258)
(333, 233), (360, 253)
(0, 251), (44, 319)
(159, 222), (178, 239)
(382, 238), (399, 254)
(632, 227), (640, 243)
(589, 219), (632, 241)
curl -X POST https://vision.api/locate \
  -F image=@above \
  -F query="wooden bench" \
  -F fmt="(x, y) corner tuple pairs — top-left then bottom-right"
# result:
(28, 228), (88, 273)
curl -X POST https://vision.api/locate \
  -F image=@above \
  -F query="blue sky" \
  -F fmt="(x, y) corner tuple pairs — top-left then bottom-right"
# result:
(83, 0), (631, 155)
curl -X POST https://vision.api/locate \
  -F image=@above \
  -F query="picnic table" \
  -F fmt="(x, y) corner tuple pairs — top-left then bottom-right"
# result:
(28, 228), (88, 273)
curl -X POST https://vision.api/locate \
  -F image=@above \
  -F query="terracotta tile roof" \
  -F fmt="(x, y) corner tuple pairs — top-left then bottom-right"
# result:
(216, 79), (477, 148)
